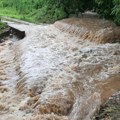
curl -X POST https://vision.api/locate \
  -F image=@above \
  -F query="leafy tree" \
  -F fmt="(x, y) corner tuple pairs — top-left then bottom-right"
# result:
(95, 0), (120, 25)
(112, 0), (120, 25)
(95, 0), (114, 19)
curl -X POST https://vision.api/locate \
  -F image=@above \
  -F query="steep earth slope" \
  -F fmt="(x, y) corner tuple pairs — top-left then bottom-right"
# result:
(0, 18), (120, 120)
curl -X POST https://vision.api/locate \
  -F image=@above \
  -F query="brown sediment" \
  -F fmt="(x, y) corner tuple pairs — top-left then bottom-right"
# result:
(39, 89), (74, 115)
(54, 18), (120, 43)
(0, 75), (8, 80)
(27, 114), (70, 120)
(99, 74), (120, 103)
(0, 17), (120, 120)
(0, 86), (9, 93)
(0, 103), (9, 112)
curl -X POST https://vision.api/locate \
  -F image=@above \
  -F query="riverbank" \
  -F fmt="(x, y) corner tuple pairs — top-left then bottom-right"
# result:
(0, 6), (66, 24)
(0, 21), (8, 32)
(0, 7), (23, 21)
(0, 21), (10, 41)
(94, 90), (120, 120)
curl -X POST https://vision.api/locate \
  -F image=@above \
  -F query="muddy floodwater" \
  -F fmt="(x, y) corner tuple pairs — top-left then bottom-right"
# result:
(0, 17), (120, 120)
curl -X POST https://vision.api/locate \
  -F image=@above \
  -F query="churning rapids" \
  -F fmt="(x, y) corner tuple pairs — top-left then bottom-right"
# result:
(0, 17), (120, 120)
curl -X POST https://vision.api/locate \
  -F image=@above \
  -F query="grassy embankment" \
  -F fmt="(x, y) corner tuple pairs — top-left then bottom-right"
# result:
(0, 21), (9, 33)
(0, 7), (23, 20)
(0, 0), (120, 25)
(0, 7), (66, 23)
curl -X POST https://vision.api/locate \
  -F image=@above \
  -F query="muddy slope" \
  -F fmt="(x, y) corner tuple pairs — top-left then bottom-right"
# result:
(54, 18), (120, 43)
(0, 18), (120, 120)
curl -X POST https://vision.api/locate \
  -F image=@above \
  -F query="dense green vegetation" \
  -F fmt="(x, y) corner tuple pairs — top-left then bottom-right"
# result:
(95, 0), (120, 25)
(0, 21), (9, 39)
(0, 0), (119, 25)
(95, 93), (120, 120)
(0, 0), (67, 23)
(0, 21), (7, 30)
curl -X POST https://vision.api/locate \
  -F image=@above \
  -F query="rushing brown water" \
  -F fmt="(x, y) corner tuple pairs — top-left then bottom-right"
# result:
(0, 17), (120, 120)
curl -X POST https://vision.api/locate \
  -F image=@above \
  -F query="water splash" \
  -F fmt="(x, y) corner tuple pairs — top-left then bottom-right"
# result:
(0, 18), (120, 120)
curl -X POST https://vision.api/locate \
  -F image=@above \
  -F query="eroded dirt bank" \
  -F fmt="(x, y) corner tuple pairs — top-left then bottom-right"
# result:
(0, 18), (120, 120)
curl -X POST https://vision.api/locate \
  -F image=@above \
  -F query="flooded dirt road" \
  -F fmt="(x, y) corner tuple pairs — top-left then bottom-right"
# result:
(0, 18), (120, 120)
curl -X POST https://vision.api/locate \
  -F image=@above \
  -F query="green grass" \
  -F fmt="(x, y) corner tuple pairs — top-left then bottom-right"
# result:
(0, 7), (37, 23)
(0, 5), (67, 24)
(0, 0), (67, 24)
(0, 21), (8, 29)
(0, 21), (9, 36)
(0, 7), (23, 19)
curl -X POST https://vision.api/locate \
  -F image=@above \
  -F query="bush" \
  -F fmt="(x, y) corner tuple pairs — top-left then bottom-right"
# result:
(95, 0), (114, 19)
(95, 0), (120, 25)
(112, 0), (120, 25)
